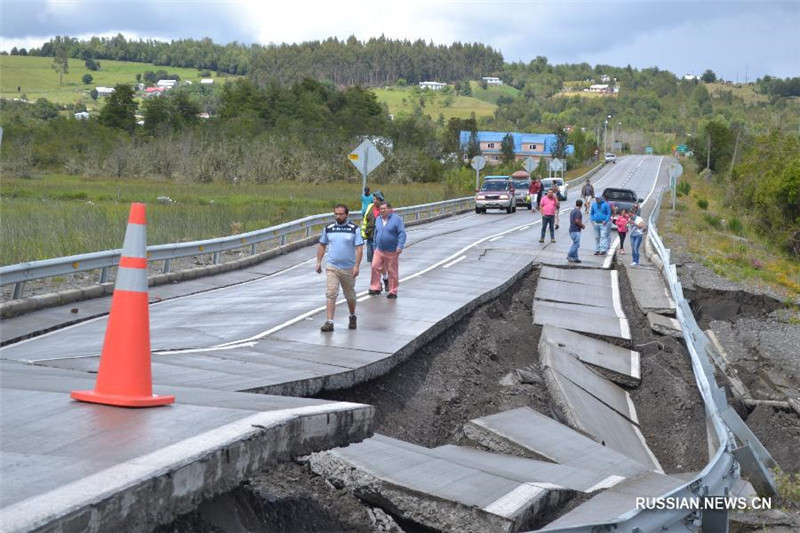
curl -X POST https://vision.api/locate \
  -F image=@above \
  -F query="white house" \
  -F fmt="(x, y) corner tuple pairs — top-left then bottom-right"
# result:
(418, 81), (446, 90)
(95, 86), (115, 97)
(200, 78), (214, 85)
(156, 79), (178, 89)
(482, 76), (503, 85)
(586, 84), (610, 93)
(74, 111), (90, 120)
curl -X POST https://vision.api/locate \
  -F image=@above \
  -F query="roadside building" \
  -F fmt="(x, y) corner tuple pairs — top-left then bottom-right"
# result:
(459, 131), (575, 166)
(482, 77), (503, 85)
(156, 79), (178, 90)
(95, 86), (115, 97)
(418, 81), (446, 90)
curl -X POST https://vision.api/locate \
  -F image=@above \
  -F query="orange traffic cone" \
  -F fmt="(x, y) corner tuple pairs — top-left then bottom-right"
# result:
(71, 203), (175, 407)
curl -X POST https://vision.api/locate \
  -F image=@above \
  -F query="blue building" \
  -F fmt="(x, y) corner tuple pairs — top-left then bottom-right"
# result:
(459, 131), (574, 166)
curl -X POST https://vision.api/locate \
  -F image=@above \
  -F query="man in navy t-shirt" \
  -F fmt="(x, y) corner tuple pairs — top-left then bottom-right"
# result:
(568, 199), (585, 263)
(316, 204), (364, 332)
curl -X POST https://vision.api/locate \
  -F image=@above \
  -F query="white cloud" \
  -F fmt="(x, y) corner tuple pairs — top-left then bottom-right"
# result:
(0, 0), (797, 79)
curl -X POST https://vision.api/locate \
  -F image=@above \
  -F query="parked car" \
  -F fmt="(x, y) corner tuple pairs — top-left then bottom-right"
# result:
(511, 178), (533, 210)
(476, 179), (517, 214)
(602, 187), (644, 228)
(604, 153), (617, 164)
(540, 178), (567, 201)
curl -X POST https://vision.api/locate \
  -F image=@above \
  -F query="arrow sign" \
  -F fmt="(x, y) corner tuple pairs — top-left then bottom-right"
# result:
(549, 158), (564, 171)
(523, 157), (536, 173)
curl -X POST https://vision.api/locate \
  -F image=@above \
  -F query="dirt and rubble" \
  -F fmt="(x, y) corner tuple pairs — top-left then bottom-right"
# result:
(161, 262), (731, 532)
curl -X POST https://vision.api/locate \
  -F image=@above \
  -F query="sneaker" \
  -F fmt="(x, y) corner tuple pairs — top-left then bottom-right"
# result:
(574, 259), (582, 263)
(594, 251), (601, 255)
(383, 278), (390, 292)
(550, 239), (556, 243)
(539, 238), (545, 243)
(387, 293), (397, 299)
(566, 257), (574, 262)
(368, 289), (381, 295)
(555, 224), (560, 229)
(320, 321), (334, 332)
(348, 315), (357, 330)
(620, 250), (625, 254)
(631, 261), (638, 266)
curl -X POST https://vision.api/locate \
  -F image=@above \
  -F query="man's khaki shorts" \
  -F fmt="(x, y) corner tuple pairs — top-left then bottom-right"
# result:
(326, 266), (356, 301)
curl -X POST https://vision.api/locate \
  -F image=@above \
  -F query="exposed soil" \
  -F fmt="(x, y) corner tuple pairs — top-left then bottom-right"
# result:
(163, 264), (717, 532)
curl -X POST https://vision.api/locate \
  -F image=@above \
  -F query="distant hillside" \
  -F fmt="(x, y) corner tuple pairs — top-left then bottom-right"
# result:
(0, 55), (226, 106)
(373, 82), (517, 120)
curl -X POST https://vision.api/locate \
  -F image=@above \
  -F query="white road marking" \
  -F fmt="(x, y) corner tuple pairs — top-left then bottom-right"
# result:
(443, 256), (466, 269)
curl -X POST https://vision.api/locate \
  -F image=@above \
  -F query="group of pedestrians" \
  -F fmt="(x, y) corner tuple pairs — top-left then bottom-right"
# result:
(546, 177), (645, 265)
(317, 179), (646, 332)
(315, 188), (406, 332)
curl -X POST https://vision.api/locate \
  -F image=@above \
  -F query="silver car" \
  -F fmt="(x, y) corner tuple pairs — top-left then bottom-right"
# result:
(476, 179), (517, 214)
(540, 178), (567, 201)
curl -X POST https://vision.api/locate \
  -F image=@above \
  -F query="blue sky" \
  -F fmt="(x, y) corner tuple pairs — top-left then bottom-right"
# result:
(1, 0), (798, 80)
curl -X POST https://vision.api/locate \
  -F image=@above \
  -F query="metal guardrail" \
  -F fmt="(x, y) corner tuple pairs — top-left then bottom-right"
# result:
(543, 184), (776, 531)
(1, 196), (474, 300)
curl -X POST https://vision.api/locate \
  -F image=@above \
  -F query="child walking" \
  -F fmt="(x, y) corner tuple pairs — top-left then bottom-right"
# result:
(615, 210), (630, 254)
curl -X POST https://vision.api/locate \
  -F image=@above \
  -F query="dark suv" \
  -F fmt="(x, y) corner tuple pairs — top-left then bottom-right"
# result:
(602, 188), (644, 227)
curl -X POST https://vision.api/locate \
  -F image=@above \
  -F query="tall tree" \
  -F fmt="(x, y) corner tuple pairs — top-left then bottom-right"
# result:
(99, 84), (137, 134)
(500, 132), (515, 164)
(51, 46), (69, 85)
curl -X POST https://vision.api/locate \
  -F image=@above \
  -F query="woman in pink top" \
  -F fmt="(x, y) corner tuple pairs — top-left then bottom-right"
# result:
(615, 210), (630, 254)
(539, 188), (559, 243)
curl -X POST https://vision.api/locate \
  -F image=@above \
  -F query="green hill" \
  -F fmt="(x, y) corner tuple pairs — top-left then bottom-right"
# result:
(372, 82), (517, 121)
(0, 55), (226, 106)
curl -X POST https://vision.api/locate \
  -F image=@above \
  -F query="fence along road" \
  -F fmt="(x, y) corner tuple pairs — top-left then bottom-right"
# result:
(0, 156), (775, 530)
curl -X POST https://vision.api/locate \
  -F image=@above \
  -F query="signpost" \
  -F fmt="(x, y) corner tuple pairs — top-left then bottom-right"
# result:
(348, 139), (385, 193)
(523, 156), (536, 174)
(669, 163), (683, 210)
(471, 156), (486, 189)
(548, 158), (565, 180)
(645, 146), (654, 155)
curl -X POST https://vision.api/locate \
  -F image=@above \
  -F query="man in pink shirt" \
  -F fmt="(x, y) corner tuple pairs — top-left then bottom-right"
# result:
(539, 188), (558, 243)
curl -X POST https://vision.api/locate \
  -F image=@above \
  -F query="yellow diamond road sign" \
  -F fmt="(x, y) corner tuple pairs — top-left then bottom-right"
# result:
(348, 140), (384, 176)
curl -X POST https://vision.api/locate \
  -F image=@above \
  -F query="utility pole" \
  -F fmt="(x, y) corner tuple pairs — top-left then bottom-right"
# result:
(706, 134), (711, 172)
(729, 130), (741, 175)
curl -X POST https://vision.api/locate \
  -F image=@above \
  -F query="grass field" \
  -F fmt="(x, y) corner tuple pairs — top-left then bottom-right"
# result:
(373, 82), (515, 120)
(0, 55), (225, 106)
(0, 174), (459, 264)
(661, 168), (800, 298)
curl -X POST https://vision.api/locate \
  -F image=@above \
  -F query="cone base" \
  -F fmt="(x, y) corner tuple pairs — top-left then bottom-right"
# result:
(71, 389), (175, 408)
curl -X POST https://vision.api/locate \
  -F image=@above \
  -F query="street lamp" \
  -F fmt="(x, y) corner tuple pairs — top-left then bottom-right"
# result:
(604, 114), (611, 153)
(612, 121), (621, 152)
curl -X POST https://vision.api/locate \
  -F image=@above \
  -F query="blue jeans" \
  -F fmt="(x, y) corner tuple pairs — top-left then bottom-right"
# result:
(366, 239), (375, 263)
(568, 231), (581, 260)
(541, 215), (555, 240)
(593, 222), (608, 252)
(630, 233), (643, 264)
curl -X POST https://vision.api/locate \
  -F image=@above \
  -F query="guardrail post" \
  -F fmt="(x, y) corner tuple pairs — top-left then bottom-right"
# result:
(280, 235), (287, 246)
(163, 259), (172, 274)
(250, 243), (257, 255)
(212, 252), (220, 265)
(306, 226), (312, 238)
(99, 266), (110, 284)
(416, 211), (421, 220)
(12, 281), (25, 300)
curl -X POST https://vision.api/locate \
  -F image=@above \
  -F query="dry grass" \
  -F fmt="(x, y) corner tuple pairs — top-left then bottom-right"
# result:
(1, 174), (458, 264)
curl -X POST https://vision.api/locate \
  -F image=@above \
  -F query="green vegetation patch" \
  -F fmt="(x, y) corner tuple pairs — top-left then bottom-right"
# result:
(0, 55), (227, 106)
(0, 174), (457, 264)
